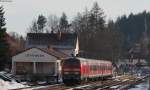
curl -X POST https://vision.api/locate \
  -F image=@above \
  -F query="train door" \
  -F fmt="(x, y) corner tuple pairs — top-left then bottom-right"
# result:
(81, 60), (88, 80)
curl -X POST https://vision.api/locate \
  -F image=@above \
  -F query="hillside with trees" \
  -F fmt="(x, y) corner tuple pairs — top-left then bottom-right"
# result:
(17, 2), (150, 64)
(114, 11), (150, 58)
(0, 2), (149, 71)
(26, 2), (150, 63)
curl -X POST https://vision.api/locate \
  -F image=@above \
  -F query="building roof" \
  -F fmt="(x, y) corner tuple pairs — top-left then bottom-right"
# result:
(13, 47), (69, 60)
(26, 33), (77, 49)
(39, 48), (69, 59)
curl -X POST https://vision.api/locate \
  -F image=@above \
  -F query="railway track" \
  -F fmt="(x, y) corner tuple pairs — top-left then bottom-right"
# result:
(67, 75), (142, 90)
(12, 75), (143, 90)
(44, 84), (72, 90)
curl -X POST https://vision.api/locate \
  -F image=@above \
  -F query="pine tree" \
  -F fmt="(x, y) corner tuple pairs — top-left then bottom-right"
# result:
(28, 15), (47, 33)
(37, 14), (47, 33)
(71, 2), (106, 59)
(0, 6), (9, 70)
(89, 2), (105, 31)
(59, 12), (69, 33)
(0, 6), (6, 37)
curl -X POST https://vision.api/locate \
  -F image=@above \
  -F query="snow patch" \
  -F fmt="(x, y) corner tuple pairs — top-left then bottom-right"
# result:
(0, 79), (27, 90)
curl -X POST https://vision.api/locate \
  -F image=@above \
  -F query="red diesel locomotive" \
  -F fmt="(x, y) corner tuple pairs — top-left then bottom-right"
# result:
(62, 57), (113, 85)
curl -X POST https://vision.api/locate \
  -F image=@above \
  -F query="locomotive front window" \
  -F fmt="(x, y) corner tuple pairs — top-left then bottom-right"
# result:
(63, 59), (79, 65)
(63, 58), (80, 72)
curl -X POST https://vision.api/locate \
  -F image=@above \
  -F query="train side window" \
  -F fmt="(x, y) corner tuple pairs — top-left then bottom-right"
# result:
(90, 65), (93, 71)
(110, 65), (112, 70)
(106, 65), (108, 70)
(102, 65), (104, 70)
(101, 64), (103, 70)
(94, 65), (96, 71)
(93, 65), (96, 71)
(109, 65), (110, 70)
(109, 66), (111, 70)
(108, 65), (110, 70)
(104, 65), (106, 70)
(101, 65), (103, 70)
(107, 65), (108, 70)
(107, 66), (108, 70)
(97, 64), (99, 71)
(92, 65), (94, 71)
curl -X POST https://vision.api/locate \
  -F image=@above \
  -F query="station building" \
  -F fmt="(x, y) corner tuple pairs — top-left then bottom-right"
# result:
(12, 32), (79, 81)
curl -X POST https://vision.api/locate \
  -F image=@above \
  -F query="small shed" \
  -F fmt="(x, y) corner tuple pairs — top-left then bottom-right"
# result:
(12, 47), (68, 81)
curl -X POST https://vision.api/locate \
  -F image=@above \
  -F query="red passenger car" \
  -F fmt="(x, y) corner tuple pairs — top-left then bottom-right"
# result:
(62, 57), (113, 85)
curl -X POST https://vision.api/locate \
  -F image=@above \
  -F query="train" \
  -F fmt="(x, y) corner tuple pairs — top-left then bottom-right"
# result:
(61, 57), (113, 85)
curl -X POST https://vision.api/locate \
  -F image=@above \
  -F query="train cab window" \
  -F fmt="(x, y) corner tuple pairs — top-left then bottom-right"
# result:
(63, 58), (80, 66)
(63, 58), (80, 71)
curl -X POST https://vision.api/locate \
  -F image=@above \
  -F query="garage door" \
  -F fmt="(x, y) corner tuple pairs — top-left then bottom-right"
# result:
(36, 62), (55, 75)
(16, 62), (33, 75)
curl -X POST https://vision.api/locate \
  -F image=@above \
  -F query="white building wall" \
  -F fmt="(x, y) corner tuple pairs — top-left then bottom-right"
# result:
(12, 48), (59, 75)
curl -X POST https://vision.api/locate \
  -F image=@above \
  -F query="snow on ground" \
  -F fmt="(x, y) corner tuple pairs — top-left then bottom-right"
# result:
(110, 85), (121, 89)
(0, 79), (27, 90)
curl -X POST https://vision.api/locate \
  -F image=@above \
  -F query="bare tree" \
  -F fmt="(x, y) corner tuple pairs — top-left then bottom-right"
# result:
(9, 32), (25, 51)
(28, 19), (38, 33)
(28, 14), (47, 33)
(46, 14), (59, 33)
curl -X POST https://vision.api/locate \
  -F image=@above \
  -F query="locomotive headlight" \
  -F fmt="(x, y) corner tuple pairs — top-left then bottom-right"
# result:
(74, 72), (79, 74)
(64, 72), (69, 74)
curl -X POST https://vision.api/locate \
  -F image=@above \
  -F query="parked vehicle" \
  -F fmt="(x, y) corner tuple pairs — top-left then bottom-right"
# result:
(61, 57), (113, 85)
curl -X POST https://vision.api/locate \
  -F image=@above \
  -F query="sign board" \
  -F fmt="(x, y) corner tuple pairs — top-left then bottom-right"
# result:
(12, 48), (57, 62)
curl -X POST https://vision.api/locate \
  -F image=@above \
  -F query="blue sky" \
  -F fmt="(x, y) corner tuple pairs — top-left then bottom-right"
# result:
(0, 0), (150, 36)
